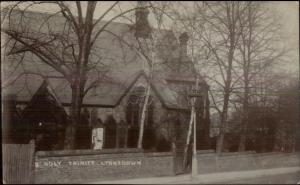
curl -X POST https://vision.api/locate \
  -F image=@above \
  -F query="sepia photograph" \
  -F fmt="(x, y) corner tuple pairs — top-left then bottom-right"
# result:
(1, 1), (299, 184)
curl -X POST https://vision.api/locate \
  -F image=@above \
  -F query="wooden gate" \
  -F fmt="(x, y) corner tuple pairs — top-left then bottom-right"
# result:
(2, 140), (35, 184)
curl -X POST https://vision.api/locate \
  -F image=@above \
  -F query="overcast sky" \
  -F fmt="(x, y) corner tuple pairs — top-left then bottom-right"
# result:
(1, 1), (298, 73)
(269, 1), (299, 74)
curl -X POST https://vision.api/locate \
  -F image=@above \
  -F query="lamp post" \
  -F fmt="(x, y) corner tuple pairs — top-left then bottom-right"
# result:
(182, 7), (201, 179)
(189, 21), (199, 180)
(189, 81), (200, 180)
(192, 98), (198, 179)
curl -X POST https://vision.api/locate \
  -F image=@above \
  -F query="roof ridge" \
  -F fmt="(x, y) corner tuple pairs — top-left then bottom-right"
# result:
(6, 8), (173, 33)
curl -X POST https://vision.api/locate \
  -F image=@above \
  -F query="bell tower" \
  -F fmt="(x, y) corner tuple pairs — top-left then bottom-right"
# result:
(135, 1), (151, 38)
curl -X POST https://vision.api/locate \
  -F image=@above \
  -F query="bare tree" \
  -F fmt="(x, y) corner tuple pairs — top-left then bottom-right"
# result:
(1, 1), (148, 149)
(196, 2), (249, 154)
(135, 1), (173, 149)
(157, 3), (217, 170)
(169, 2), (260, 154)
(233, 2), (286, 151)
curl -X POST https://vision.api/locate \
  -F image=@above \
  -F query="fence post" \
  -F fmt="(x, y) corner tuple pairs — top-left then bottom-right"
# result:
(29, 139), (35, 184)
(171, 140), (176, 175)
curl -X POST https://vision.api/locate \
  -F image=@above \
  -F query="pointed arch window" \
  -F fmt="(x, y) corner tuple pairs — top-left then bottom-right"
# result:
(125, 86), (154, 149)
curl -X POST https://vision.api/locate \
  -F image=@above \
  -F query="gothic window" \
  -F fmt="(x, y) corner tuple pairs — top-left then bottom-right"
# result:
(125, 86), (154, 149)
(126, 86), (154, 127)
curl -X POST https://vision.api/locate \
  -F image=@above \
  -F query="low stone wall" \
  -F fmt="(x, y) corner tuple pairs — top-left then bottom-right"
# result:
(34, 149), (174, 184)
(34, 149), (300, 183)
(197, 151), (300, 174)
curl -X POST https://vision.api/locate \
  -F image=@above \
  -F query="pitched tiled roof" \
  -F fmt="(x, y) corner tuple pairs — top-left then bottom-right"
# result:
(2, 10), (205, 110)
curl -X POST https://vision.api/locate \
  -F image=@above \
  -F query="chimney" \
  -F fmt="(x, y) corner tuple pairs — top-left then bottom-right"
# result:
(135, 1), (151, 38)
(179, 32), (189, 58)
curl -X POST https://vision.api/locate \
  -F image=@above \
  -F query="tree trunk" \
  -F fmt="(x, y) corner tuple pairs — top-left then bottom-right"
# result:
(64, 82), (84, 150)
(183, 74), (200, 165)
(183, 108), (195, 167)
(216, 132), (225, 154)
(238, 29), (251, 152)
(238, 98), (249, 151)
(238, 101), (249, 151)
(137, 38), (155, 149)
(238, 133), (246, 151)
(216, 21), (235, 154)
(137, 81), (151, 149)
(216, 90), (230, 155)
(64, 124), (76, 150)
(216, 110), (227, 154)
(238, 8), (252, 151)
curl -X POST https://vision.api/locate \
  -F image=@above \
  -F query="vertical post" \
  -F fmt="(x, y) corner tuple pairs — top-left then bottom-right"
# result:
(191, 20), (199, 178)
(116, 122), (120, 149)
(89, 109), (93, 149)
(124, 125), (128, 148)
(192, 105), (198, 179)
(191, 88), (199, 180)
(183, 106), (195, 168)
(29, 139), (35, 184)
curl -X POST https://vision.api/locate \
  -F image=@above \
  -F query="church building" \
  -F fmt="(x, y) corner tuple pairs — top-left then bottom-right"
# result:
(2, 3), (212, 153)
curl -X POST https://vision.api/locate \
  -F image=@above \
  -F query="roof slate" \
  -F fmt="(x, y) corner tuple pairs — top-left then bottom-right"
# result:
(2, 10), (204, 110)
